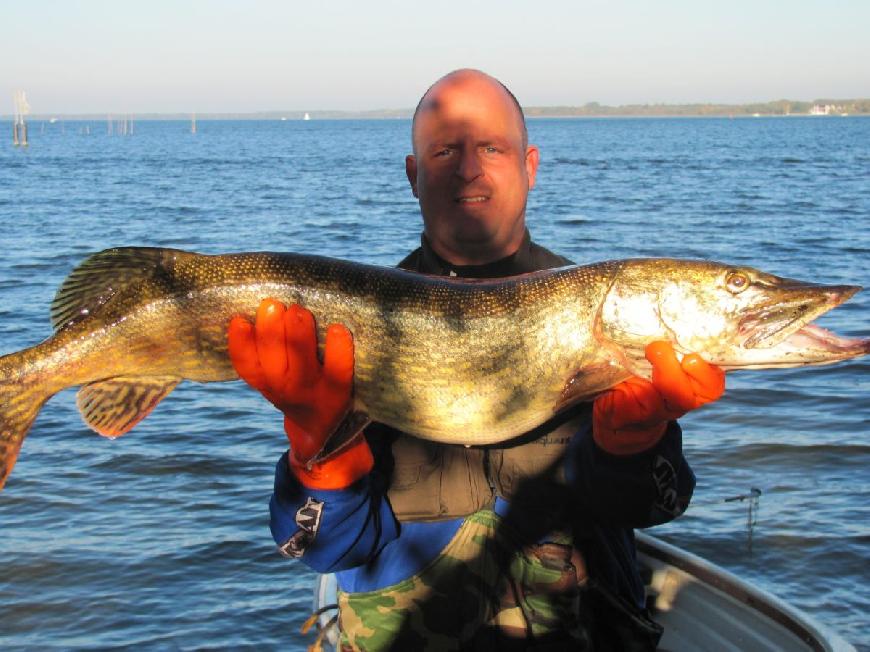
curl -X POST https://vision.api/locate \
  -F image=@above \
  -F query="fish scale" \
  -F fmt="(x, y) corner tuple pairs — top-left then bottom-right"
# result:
(0, 247), (867, 490)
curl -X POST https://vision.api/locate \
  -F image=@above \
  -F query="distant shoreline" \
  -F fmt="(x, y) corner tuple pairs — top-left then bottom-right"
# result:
(4, 98), (869, 121)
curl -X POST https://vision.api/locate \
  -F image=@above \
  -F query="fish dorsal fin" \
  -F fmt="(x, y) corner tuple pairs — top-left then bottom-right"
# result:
(77, 376), (180, 438)
(51, 247), (192, 331)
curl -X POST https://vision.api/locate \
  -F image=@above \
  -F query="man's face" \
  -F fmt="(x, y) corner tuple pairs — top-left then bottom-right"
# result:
(406, 73), (539, 265)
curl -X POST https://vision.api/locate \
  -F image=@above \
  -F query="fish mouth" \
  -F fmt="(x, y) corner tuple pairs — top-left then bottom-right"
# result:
(735, 281), (869, 367)
(740, 282), (859, 348)
(782, 323), (870, 356)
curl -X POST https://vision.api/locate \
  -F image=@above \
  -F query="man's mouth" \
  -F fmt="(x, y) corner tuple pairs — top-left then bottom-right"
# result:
(455, 195), (489, 203)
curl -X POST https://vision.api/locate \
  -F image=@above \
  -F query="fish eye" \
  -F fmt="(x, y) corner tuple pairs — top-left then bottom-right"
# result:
(726, 271), (750, 293)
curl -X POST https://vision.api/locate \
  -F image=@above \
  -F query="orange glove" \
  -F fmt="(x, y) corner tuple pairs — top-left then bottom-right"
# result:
(593, 341), (725, 455)
(227, 298), (373, 489)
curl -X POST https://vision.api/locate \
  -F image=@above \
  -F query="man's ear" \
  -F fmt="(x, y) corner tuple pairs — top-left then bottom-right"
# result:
(525, 145), (540, 190)
(405, 155), (419, 198)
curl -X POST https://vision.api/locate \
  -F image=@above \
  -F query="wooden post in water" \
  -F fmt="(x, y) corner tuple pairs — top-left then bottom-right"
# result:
(12, 92), (18, 146)
(12, 90), (30, 147)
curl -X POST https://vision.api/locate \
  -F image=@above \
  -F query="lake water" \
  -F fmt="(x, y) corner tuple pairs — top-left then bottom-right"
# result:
(0, 116), (868, 650)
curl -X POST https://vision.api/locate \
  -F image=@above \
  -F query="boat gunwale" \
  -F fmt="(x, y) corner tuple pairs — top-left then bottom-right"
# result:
(636, 531), (856, 652)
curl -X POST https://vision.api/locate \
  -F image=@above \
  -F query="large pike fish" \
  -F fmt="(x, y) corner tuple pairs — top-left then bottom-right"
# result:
(1, 247), (868, 489)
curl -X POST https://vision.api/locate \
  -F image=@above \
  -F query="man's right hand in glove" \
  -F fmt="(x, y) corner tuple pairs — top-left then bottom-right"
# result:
(227, 299), (373, 490)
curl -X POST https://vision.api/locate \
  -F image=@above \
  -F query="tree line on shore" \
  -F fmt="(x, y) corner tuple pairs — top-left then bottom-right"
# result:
(524, 99), (869, 117)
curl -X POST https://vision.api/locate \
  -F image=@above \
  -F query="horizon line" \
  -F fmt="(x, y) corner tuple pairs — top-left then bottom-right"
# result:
(4, 97), (870, 121)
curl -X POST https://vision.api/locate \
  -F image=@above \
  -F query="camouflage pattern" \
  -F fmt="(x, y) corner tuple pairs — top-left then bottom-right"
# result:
(336, 509), (589, 651)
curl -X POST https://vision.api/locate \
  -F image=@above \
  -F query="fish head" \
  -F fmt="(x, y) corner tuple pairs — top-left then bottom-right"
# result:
(599, 259), (868, 374)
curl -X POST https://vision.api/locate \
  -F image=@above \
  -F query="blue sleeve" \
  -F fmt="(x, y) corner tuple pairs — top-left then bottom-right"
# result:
(269, 452), (400, 573)
(565, 420), (695, 528)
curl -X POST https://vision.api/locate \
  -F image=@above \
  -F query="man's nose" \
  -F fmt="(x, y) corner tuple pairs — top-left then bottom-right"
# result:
(455, 150), (483, 182)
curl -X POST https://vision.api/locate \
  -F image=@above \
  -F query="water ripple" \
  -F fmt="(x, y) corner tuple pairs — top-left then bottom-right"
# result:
(1, 117), (868, 650)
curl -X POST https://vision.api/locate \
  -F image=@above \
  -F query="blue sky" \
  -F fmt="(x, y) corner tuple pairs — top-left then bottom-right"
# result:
(4, 0), (868, 114)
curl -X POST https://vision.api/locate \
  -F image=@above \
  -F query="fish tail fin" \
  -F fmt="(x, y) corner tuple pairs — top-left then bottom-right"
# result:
(0, 349), (52, 490)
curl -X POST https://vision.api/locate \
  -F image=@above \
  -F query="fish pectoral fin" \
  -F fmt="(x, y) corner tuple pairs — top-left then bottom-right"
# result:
(307, 410), (372, 464)
(77, 375), (180, 438)
(556, 363), (632, 413)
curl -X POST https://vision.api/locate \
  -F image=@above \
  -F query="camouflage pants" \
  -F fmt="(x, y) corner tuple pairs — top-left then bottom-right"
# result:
(337, 509), (589, 651)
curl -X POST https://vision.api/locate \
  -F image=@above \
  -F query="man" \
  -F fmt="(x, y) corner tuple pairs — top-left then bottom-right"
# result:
(228, 69), (724, 650)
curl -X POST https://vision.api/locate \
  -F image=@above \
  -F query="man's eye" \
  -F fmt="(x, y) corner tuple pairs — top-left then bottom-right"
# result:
(434, 148), (453, 157)
(483, 146), (499, 154)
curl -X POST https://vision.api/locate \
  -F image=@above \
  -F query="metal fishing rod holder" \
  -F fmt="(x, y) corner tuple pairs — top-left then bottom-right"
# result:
(723, 487), (762, 548)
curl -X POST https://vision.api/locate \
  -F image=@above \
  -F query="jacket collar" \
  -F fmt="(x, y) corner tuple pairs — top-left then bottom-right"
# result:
(417, 230), (535, 279)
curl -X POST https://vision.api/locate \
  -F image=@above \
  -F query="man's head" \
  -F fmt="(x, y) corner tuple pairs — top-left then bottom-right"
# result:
(406, 69), (539, 266)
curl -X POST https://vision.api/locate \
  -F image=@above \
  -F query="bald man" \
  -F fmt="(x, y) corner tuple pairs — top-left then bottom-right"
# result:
(405, 68), (539, 266)
(233, 70), (720, 651)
